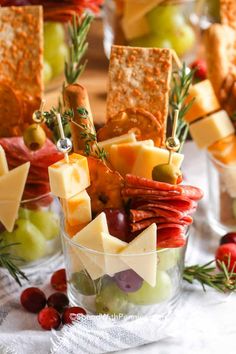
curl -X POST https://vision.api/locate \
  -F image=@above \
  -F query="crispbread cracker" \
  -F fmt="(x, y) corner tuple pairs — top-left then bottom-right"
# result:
(0, 6), (43, 136)
(204, 24), (236, 98)
(106, 45), (172, 146)
(220, 0), (236, 29)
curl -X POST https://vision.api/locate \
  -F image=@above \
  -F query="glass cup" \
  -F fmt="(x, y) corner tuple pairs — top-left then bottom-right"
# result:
(62, 226), (189, 318)
(207, 154), (236, 233)
(103, 0), (199, 62)
(0, 193), (61, 269)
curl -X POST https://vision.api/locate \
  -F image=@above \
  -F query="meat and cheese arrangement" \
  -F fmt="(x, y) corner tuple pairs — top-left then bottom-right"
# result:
(46, 45), (204, 316)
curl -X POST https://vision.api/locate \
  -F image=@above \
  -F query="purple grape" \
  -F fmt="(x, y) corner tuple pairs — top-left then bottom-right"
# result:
(114, 270), (143, 293)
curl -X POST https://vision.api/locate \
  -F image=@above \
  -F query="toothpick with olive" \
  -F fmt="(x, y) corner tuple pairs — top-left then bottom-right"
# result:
(152, 109), (182, 185)
(23, 100), (47, 151)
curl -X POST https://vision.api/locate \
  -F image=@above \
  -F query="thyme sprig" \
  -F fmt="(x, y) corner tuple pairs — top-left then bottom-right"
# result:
(169, 63), (195, 152)
(0, 239), (28, 286)
(65, 14), (93, 84)
(183, 260), (236, 293)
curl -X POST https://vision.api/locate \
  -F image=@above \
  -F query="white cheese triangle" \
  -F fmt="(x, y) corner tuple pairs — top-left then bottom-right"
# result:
(119, 223), (157, 287)
(0, 146), (8, 176)
(0, 162), (30, 232)
(102, 232), (128, 275)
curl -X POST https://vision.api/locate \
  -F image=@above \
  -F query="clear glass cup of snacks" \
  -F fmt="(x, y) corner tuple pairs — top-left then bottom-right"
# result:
(207, 154), (236, 234)
(103, 0), (199, 61)
(0, 193), (61, 269)
(62, 226), (189, 318)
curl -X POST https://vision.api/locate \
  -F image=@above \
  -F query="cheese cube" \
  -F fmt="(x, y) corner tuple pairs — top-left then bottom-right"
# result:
(62, 191), (92, 227)
(184, 80), (220, 123)
(208, 134), (236, 165)
(123, 0), (159, 23)
(0, 146), (8, 176)
(48, 153), (90, 199)
(97, 132), (136, 156)
(121, 15), (150, 40)
(189, 110), (235, 149)
(119, 224), (157, 287)
(109, 140), (154, 177)
(64, 220), (87, 238)
(132, 146), (184, 180)
(72, 213), (109, 279)
(102, 232), (128, 275)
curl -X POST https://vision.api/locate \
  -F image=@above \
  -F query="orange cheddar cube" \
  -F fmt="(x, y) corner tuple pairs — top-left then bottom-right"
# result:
(48, 153), (90, 199)
(62, 190), (92, 227)
(184, 80), (220, 123)
(64, 220), (87, 238)
(208, 134), (236, 165)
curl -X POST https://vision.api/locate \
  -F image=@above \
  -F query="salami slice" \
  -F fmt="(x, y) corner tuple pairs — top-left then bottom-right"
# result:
(125, 174), (183, 192)
(158, 238), (186, 248)
(122, 188), (181, 198)
(181, 185), (204, 201)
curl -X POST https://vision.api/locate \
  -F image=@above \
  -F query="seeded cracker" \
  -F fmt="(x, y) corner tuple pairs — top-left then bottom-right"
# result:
(106, 45), (172, 146)
(0, 6), (43, 137)
(220, 0), (236, 29)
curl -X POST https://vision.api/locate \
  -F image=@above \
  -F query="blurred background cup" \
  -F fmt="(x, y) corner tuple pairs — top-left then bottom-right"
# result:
(0, 193), (61, 270)
(62, 225), (189, 319)
(207, 154), (236, 234)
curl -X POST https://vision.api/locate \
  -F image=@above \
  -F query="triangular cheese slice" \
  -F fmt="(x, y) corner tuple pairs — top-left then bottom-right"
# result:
(123, 0), (159, 24)
(119, 223), (157, 287)
(72, 213), (109, 280)
(102, 232), (128, 275)
(0, 146), (8, 176)
(0, 162), (30, 232)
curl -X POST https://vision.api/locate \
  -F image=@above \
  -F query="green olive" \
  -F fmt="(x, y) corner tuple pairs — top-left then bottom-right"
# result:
(152, 164), (182, 184)
(23, 123), (46, 151)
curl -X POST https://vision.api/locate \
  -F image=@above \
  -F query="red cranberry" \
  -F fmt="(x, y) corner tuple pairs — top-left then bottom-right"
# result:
(215, 243), (236, 272)
(62, 307), (86, 325)
(51, 269), (67, 291)
(220, 232), (236, 246)
(38, 307), (61, 330)
(20, 287), (46, 313)
(47, 292), (69, 313)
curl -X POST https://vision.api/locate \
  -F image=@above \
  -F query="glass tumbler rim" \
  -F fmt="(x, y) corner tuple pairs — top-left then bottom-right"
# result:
(20, 192), (52, 205)
(207, 152), (236, 170)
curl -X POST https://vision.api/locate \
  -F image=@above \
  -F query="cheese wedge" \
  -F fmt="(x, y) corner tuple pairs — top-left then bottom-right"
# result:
(109, 140), (154, 177)
(184, 80), (220, 123)
(132, 145), (184, 180)
(0, 146), (8, 176)
(72, 213), (109, 279)
(189, 110), (235, 149)
(97, 132), (136, 156)
(102, 232), (128, 275)
(208, 134), (236, 165)
(121, 15), (150, 40)
(123, 0), (159, 24)
(48, 153), (90, 199)
(0, 162), (30, 232)
(62, 190), (92, 227)
(119, 223), (157, 287)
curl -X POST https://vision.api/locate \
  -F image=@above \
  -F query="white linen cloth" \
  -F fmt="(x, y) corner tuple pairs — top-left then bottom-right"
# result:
(0, 143), (236, 354)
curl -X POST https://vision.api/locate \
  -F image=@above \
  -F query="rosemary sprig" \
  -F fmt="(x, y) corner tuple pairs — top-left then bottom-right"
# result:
(169, 63), (195, 152)
(183, 260), (236, 293)
(0, 239), (28, 286)
(65, 14), (93, 85)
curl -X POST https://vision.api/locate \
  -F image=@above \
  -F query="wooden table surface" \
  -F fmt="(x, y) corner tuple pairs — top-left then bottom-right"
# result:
(45, 18), (109, 125)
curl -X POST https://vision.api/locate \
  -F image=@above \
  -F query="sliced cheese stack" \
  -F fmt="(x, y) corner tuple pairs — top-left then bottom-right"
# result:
(49, 153), (92, 237)
(97, 132), (136, 156)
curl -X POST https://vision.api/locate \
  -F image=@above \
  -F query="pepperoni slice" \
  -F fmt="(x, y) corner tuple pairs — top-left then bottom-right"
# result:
(125, 174), (183, 192)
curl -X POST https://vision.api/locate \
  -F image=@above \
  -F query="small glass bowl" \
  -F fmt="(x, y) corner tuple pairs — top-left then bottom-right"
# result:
(207, 153), (236, 234)
(61, 227), (188, 318)
(0, 193), (61, 270)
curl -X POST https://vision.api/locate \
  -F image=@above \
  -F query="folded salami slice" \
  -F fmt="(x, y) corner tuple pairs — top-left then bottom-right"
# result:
(125, 174), (183, 192)
(158, 237), (186, 248)
(181, 185), (204, 201)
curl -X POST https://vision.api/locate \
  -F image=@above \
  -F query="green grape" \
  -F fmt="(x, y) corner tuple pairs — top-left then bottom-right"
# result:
(50, 43), (69, 78)
(43, 60), (53, 84)
(147, 5), (185, 35)
(44, 22), (65, 62)
(2, 219), (46, 262)
(29, 210), (59, 241)
(71, 272), (99, 296)
(128, 271), (172, 305)
(170, 25), (196, 57)
(158, 249), (179, 271)
(95, 282), (128, 315)
(130, 34), (172, 49)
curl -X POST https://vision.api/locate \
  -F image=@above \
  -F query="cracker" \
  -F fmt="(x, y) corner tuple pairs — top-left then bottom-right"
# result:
(220, 0), (236, 29)
(0, 6), (43, 136)
(204, 24), (236, 98)
(106, 45), (172, 146)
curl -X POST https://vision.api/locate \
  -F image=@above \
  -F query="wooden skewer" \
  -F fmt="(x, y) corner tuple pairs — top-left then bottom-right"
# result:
(56, 113), (69, 163)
